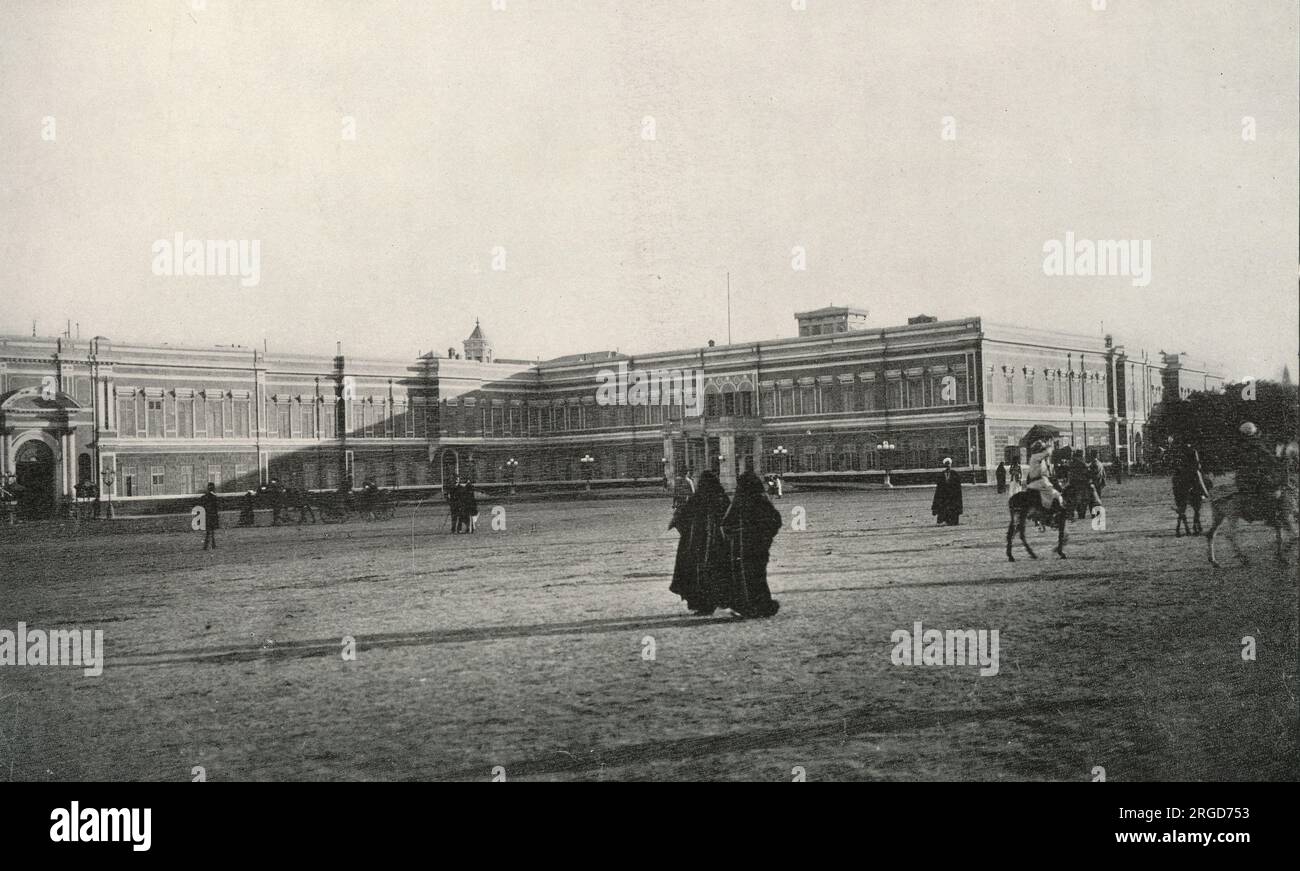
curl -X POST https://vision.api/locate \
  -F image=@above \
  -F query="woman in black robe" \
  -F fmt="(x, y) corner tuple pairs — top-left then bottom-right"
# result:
(668, 470), (730, 615)
(931, 458), (963, 526)
(721, 471), (782, 618)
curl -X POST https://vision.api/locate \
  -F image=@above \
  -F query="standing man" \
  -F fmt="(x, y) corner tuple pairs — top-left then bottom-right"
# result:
(201, 483), (221, 550)
(931, 458), (964, 526)
(995, 461), (1007, 494)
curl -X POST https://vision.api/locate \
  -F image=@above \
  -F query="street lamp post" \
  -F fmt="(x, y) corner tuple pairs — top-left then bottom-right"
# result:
(505, 457), (518, 495)
(1, 472), (16, 525)
(101, 466), (116, 519)
(580, 453), (595, 491)
(876, 440), (897, 488)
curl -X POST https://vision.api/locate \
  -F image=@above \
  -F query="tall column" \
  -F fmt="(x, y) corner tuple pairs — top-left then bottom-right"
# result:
(752, 433), (763, 475)
(719, 433), (737, 491)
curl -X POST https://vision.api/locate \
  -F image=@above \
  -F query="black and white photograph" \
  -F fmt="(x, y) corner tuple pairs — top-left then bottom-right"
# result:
(1, 0), (1297, 810)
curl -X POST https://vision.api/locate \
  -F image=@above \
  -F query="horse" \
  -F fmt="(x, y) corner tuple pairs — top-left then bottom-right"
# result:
(1006, 489), (1069, 561)
(1172, 471), (1207, 537)
(1206, 486), (1299, 567)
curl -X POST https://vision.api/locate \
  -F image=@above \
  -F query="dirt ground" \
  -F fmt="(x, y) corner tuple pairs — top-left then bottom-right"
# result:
(0, 477), (1296, 781)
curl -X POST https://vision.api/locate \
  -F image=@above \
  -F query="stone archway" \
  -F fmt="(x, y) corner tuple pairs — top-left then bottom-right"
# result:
(14, 438), (56, 519)
(439, 448), (459, 486)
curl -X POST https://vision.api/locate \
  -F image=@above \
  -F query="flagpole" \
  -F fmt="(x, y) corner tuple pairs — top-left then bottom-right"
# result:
(726, 271), (732, 345)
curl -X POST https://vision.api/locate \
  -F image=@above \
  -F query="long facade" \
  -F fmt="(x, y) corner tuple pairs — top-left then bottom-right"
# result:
(0, 309), (1222, 516)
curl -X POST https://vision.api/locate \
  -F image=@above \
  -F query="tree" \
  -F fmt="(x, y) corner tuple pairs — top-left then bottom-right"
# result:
(1145, 380), (1298, 475)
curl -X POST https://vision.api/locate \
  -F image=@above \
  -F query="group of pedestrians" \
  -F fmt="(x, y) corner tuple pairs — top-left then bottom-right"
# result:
(669, 470), (782, 619)
(446, 477), (479, 533)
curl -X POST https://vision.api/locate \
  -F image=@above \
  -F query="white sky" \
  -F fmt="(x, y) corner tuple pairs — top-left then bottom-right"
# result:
(1, 0), (1296, 379)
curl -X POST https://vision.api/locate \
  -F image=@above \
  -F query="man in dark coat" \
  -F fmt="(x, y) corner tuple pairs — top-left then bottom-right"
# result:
(721, 471), (782, 618)
(668, 470), (730, 615)
(995, 462), (1007, 494)
(200, 483), (221, 550)
(931, 458), (963, 525)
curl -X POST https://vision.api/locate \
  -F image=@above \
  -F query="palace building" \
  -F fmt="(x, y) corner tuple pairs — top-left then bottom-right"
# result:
(0, 308), (1222, 517)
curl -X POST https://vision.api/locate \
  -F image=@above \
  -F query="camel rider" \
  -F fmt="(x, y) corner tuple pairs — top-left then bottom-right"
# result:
(1025, 440), (1063, 511)
(1178, 444), (1211, 498)
(1235, 422), (1279, 501)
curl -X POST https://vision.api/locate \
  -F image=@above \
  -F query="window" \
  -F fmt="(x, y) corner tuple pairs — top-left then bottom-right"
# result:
(179, 465), (193, 494)
(300, 403), (315, 438)
(232, 405), (249, 444)
(779, 387), (793, 416)
(206, 400), (224, 438)
(117, 396), (136, 436)
(208, 464), (221, 487)
(123, 467), (136, 497)
(234, 464), (248, 489)
(146, 399), (164, 437)
(799, 386), (816, 414)
(148, 465), (164, 491)
(178, 399), (194, 437)
(886, 380), (902, 409)
(278, 404), (292, 439)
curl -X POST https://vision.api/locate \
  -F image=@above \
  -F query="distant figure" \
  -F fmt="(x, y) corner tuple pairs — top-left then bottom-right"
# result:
(1008, 459), (1023, 496)
(721, 471), (782, 618)
(931, 458), (963, 526)
(669, 470), (730, 615)
(1113, 455), (1124, 484)
(239, 489), (256, 527)
(446, 478), (462, 532)
(200, 483), (220, 550)
(464, 480), (479, 532)
(995, 461), (1007, 494)
(1087, 453), (1107, 498)
(775, 473), (784, 499)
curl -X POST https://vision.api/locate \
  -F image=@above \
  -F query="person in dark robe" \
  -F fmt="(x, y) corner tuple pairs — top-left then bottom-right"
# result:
(239, 489), (257, 526)
(931, 458), (963, 525)
(995, 461), (1007, 494)
(668, 470), (730, 615)
(447, 478), (465, 532)
(463, 479), (480, 532)
(721, 471), (782, 618)
(199, 483), (221, 550)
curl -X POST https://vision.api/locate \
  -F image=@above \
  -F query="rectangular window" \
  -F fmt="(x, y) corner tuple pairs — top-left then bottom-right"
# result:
(762, 389), (776, 417)
(301, 404), (315, 438)
(234, 464), (248, 489)
(146, 399), (164, 437)
(208, 464), (221, 487)
(117, 397), (136, 436)
(123, 467), (136, 497)
(278, 404), (292, 439)
(151, 465), (165, 490)
(207, 400), (224, 438)
(178, 465), (193, 494)
(178, 399), (194, 437)
(233, 400), (249, 438)
(779, 388), (793, 416)
(886, 380), (902, 409)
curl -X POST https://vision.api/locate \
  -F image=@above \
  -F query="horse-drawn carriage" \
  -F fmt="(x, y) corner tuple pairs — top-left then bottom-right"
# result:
(240, 481), (398, 525)
(317, 484), (397, 523)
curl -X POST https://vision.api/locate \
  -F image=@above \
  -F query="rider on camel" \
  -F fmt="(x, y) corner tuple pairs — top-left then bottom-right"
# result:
(1235, 422), (1281, 516)
(1025, 440), (1063, 511)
